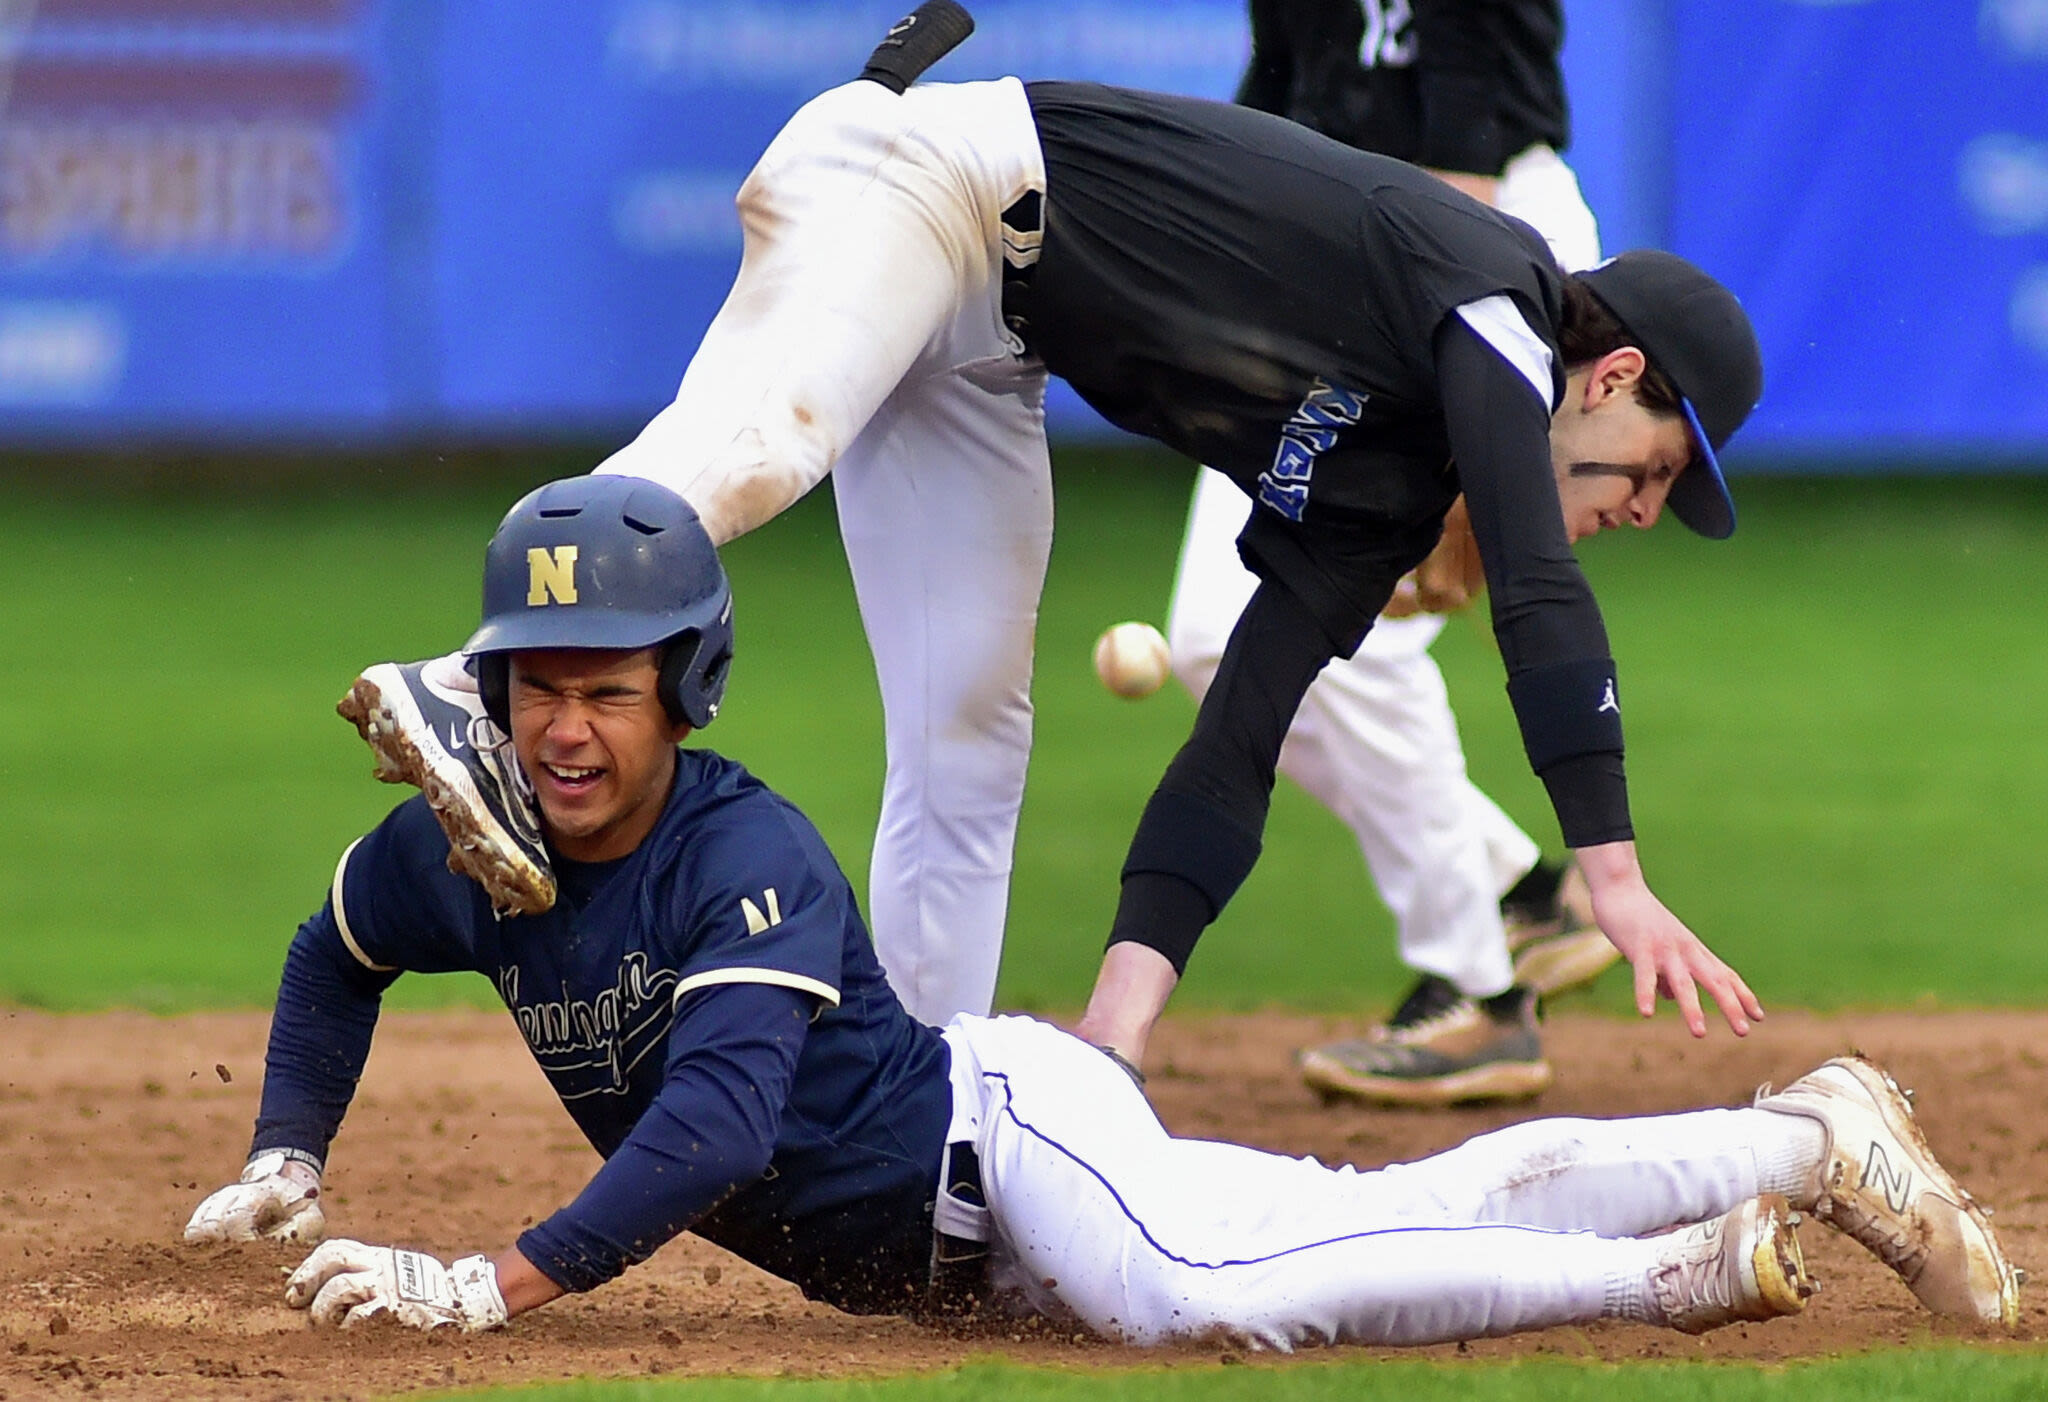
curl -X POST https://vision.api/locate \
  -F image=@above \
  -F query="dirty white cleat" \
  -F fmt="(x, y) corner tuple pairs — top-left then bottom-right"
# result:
(1649, 1193), (1817, 1335)
(1756, 1054), (2021, 1327)
(336, 660), (555, 916)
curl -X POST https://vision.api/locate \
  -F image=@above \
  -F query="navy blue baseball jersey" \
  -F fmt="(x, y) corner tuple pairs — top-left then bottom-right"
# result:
(251, 747), (955, 1314)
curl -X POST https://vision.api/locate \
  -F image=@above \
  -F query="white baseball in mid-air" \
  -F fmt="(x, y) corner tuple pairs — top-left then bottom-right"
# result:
(1092, 621), (1171, 699)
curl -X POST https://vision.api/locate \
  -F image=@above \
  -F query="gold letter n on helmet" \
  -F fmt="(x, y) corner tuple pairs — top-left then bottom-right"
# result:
(526, 545), (579, 606)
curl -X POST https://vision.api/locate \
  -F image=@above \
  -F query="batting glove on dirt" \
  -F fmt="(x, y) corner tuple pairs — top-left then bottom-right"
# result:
(285, 1239), (509, 1332)
(184, 1150), (326, 1244)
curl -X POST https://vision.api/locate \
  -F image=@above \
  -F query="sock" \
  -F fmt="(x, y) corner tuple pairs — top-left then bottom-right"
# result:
(1602, 1237), (1663, 1323)
(1747, 1108), (1829, 1205)
(1502, 860), (1565, 916)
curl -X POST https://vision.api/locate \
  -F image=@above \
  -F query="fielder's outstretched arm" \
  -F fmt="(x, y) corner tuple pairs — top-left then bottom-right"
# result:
(1438, 319), (1761, 1038)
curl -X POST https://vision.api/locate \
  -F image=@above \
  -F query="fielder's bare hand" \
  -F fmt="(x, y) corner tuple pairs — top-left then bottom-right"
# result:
(285, 1239), (509, 1332)
(184, 1151), (326, 1244)
(1577, 840), (1763, 1038)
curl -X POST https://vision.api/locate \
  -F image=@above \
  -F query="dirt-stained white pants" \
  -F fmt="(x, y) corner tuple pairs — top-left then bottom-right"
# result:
(1164, 145), (1600, 1000)
(943, 1014), (1819, 1349)
(595, 79), (1051, 1025)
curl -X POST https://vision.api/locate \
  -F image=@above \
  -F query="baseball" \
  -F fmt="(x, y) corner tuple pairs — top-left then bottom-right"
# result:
(1092, 621), (1171, 699)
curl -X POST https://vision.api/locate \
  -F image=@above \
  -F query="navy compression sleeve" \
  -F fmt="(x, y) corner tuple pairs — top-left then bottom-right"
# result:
(1435, 315), (1632, 846)
(517, 981), (812, 1293)
(249, 906), (398, 1169)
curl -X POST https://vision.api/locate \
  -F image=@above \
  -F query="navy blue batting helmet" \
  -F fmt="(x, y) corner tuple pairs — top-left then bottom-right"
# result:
(464, 476), (733, 730)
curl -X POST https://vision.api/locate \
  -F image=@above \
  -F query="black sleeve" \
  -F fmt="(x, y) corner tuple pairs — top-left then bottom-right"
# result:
(1108, 579), (1337, 971)
(1434, 313), (1633, 846)
(248, 906), (402, 1170)
(1235, 0), (1294, 114)
(1410, 0), (1510, 175)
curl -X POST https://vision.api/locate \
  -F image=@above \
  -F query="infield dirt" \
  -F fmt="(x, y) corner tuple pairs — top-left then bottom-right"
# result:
(2, 1006), (2041, 1398)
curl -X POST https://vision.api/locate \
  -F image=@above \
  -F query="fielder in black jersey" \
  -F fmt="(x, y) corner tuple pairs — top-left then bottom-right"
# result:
(1163, 0), (1607, 1111)
(1000, 84), (1766, 1064)
(335, 48), (1766, 1066)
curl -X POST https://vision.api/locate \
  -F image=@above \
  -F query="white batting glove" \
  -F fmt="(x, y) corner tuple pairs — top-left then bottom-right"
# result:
(285, 1239), (508, 1332)
(184, 1150), (326, 1244)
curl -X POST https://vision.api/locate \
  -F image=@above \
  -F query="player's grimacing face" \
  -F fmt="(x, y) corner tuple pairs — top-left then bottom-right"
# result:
(507, 647), (689, 864)
(1548, 349), (1695, 544)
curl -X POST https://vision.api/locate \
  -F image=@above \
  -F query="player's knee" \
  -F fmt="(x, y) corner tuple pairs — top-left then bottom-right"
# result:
(684, 426), (833, 545)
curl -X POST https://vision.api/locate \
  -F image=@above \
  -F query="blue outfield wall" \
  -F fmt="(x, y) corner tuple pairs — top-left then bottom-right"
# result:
(1, 0), (2044, 465)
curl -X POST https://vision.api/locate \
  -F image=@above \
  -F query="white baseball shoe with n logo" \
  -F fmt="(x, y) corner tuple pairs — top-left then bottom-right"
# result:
(337, 658), (555, 917)
(1649, 1193), (1816, 1335)
(1757, 1054), (2022, 1326)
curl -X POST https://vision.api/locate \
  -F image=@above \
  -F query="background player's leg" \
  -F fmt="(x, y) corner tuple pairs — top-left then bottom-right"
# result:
(1270, 622), (1530, 997)
(1167, 469), (1528, 997)
(1498, 144), (1603, 275)
(953, 1016), (1815, 1348)
(836, 368), (1052, 1024)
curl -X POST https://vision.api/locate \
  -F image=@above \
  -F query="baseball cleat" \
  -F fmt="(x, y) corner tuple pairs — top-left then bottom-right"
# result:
(1649, 1193), (1816, 1335)
(1755, 1054), (2021, 1327)
(337, 660), (556, 916)
(1502, 857), (1620, 997)
(1297, 977), (1552, 1107)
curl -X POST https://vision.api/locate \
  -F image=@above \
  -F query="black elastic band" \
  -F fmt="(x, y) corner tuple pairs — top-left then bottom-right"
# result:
(857, 0), (975, 94)
(1121, 786), (1263, 912)
(1506, 656), (1625, 772)
(1107, 871), (1216, 977)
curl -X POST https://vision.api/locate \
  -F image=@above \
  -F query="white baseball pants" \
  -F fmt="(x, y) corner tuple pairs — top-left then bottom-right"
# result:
(943, 1014), (1820, 1349)
(595, 79), (1051, 1025)
(1163, 145), (1600, 1000)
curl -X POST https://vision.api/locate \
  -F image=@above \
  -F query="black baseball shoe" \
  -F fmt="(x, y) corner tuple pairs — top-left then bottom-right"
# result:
(1297, 975), (1552, 1107)
(336, 660), (555, 916)
(1501, 857), (1621, 997)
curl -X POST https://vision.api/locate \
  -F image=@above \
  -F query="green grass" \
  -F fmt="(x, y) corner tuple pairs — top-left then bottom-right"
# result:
(1, 459), (2045, 1015)
(436, 1348), (2048, 1401)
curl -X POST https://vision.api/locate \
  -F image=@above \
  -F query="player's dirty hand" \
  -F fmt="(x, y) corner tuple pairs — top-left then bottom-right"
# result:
(184, 1151), (326, 1244)
(286, 1239), (509, 1332)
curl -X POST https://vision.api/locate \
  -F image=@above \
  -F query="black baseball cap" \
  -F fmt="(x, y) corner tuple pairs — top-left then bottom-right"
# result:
(1577, 250), (1763, 540)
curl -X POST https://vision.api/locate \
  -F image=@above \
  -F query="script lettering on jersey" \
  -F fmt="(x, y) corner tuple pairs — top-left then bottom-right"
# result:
(526, 545), (580, 606)
(1257, 378), (1368, 522)
(496, 952), (680, 1097)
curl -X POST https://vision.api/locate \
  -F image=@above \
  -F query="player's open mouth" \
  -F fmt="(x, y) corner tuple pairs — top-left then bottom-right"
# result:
(540, 762), (604, 793)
